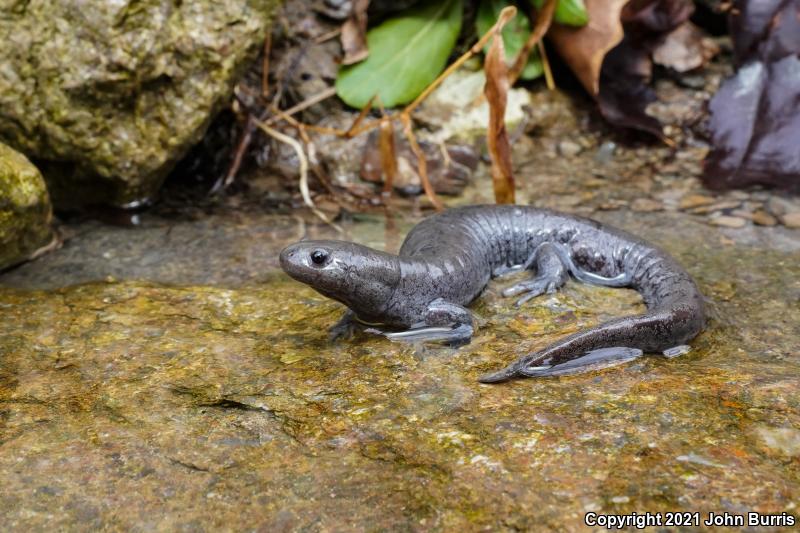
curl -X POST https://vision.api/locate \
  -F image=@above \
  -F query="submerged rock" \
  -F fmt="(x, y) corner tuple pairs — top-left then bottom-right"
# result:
(0, 0), (279, 208)
(0, 142), (53, 269)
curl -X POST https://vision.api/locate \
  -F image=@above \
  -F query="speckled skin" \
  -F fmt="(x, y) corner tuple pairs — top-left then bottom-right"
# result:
(280, 205), (706, 382)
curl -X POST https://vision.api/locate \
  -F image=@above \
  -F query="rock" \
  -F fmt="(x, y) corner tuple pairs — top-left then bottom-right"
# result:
(751, 210), (777, 227)
(0, 0), (279, 208)
(710, 215), (747, 228)
(781, 212), (800, 229)
(0, 142), (54, 269)
(679, 193), (715, 210)
(690, 200), (742, 215)
(417, 69), (532, 143)
(766, 196), (800, 218)
(630, 198), (663, 212)
(755, 427), (800, 457)
(557, 140), (583, 158)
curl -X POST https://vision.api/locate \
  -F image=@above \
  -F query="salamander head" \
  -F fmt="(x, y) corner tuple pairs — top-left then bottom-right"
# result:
(280, 240), (401, 320)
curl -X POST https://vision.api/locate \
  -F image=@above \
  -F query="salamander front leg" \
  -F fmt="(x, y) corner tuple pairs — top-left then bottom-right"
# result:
(383, 298), (474, 346)
(502, 243), (568, 306)
(328, 309), (359, 341)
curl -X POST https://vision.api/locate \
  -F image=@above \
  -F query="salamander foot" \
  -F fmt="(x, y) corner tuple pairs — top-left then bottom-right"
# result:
(381, 298), (474, 346)
(502, 277), (562, 306)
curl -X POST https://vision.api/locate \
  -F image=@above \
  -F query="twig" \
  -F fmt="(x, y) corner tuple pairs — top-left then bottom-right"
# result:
(252, 118), (343, 231)
(401, 114), (442, 211)
(314, 28), (342, 44)
(262, 33), (272, 98)
(264, 87), (337, 126)
(212, 115), (255, 194)
(346, 95), (378, 137)
(538, 40), (555, 90)
(508, 0), (556, 85)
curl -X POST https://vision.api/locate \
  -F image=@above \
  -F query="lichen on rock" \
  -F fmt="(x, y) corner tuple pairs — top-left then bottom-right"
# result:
(0, 0), (279, 208)
(0, 142), (53, 269)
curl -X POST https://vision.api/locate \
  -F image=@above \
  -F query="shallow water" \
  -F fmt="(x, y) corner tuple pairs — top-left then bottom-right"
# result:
(1, 197), (799, 529)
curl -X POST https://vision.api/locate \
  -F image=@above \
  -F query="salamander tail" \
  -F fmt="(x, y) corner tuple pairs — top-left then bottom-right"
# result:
(478, 303), (704, 384)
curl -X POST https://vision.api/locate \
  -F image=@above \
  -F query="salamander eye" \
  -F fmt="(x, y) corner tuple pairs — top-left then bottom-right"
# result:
(310, 249), (329, 266)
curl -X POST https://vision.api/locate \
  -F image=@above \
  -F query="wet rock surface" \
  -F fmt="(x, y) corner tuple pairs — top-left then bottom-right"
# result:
(0, 142), (53, 270)
(2, 48), (800, 529)
(2, 197), (799, 530)
(0, 0), (279, 208)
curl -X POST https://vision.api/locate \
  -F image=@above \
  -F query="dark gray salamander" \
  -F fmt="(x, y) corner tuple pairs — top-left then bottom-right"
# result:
(279, 205), (705, 382)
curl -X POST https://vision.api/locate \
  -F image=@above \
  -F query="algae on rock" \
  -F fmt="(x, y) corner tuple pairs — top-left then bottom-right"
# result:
(0, 0), (279, 208)
(0, 142), (53, 270)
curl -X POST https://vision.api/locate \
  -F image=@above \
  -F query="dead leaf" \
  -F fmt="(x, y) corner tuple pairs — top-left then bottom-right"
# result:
(703, 0), (800, 192)
(341, 0), (371, 65)
(653, 22), (719, 72)
(549, 0), (694, 137)
(547, 0), (628, 97)
(508, 0), (557, 85)
(484, 30), (515, 204)
(378, 117), (397, 194)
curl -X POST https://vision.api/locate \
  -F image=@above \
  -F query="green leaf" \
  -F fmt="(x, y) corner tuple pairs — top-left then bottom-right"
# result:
(532, 0), (589, 27)
(335, 0), (464, 109)
(476, 0), (543, 81)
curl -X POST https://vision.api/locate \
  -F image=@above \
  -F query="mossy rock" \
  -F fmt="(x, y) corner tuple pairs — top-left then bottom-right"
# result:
(0, 0), (279, 208)
(0, 142), (53, 269)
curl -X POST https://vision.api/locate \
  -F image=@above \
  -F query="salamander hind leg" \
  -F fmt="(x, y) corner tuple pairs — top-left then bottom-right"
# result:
(502, 243), (568, 306)
(382, 299), (474, 346)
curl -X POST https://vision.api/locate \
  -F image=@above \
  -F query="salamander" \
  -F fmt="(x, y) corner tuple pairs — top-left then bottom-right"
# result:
(279, 205), (705, 382)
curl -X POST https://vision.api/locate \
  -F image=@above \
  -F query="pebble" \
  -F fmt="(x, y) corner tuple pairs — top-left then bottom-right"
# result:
(691, 200), (742, 215)
(755, 427), (800, 456)
(710, 215), (747, 228)
(679, 194), (715, 210)
(594, 141), (616, 163)
(780, 212), (800, 229)
(766, 196), (799, 217)
(751, 210), (777, 227)
(631, 198), (663, 212)
(557, 140), (583, 158)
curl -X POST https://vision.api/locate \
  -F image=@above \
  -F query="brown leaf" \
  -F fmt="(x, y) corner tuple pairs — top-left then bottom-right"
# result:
(378, 118), (397, 194)
(653, 22), (719, 72)
(547, 0), (629, 97)
(549, 0), (694, 137)
(484, 31), (515, 205)
(341, 0), (370, 65)
(508, 0), (557, 85)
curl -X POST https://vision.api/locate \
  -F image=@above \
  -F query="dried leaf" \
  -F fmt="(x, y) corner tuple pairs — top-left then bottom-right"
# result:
(336, 0), (463, 108)
(341, 0), (371, 66)
(484, 32), (515, 204)
(547, 0), (628, 96)
(652, 22), (719, 72)
(378, 118), (397, 194)
(532, 0), (589, 26)
(476, 0), (544, 81)
(549, 0), (693, 137)
(703, 0), (800, 191)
